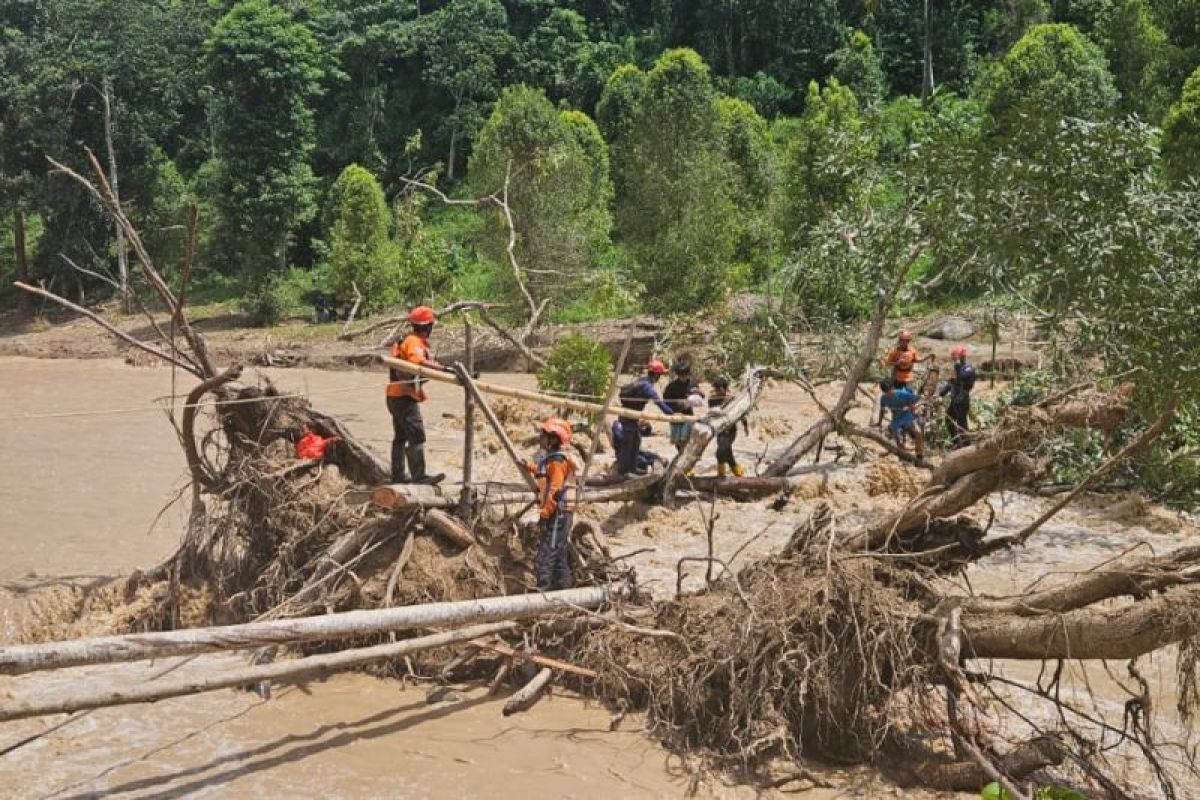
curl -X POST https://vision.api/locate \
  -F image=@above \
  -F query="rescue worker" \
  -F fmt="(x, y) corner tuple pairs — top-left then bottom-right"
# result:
(386, 306), (448, 485)
(709, 375), (748, 477)
(612, 360), (676, 477)
(663, 357), (703, 453)
(526, 418), (578, 591)
(939, 345), (976, 448)
(883, 330), (920, 389)
(876, 378), (926, 465)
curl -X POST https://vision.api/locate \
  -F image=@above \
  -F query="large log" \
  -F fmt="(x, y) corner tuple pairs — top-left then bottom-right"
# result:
(381, 355), (677, 424)
(423, 508), (476, 548)
(0, 622), (514, 723)
(962, 584), (1200, 660)
(0, 585), (625, 676)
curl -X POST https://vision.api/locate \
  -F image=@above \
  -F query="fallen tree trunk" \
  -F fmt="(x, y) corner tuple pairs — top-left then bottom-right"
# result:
(0, 621), (515, 723)
(659, 366), (768, 502)
(373, 474), (663, 510)
(962, 584), (1200, 660)
(0, 585), (625, 675)
(916, 736), (1066, 791)
(381, 355), (676, 424)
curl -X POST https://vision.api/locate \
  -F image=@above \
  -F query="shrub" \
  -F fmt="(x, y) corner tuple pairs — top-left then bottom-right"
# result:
(537, 334), (613, 408)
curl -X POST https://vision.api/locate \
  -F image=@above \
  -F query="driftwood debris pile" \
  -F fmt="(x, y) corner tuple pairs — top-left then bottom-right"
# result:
(6, 152), (1200, 799)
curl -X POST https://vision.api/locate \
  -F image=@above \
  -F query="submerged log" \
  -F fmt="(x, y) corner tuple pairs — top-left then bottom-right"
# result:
(381, 355), (676, 424)
(0, 585), (626, 676)
(0, 621), (515, 723)
(502, 666), (553, 716)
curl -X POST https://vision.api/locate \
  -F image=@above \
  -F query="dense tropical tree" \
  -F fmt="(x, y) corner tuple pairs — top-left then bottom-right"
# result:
(206, 0), (325, 283)
(326, 164), (396, 311)
(1161, 65), (1200, 185)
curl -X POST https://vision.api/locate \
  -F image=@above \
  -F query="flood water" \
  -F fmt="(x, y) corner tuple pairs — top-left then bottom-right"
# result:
(1, 356), (1197, 798)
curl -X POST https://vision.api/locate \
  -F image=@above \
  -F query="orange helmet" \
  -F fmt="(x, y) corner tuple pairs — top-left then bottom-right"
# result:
(647, 359), (668, 375)
(898, 329), (913, 342)
(541, 417), (572, 447)
(950, 345), (968, 359)
(408, 305), (436, 325)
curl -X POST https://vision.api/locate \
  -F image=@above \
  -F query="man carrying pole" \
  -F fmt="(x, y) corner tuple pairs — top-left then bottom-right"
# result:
(386, 306), (449, 485)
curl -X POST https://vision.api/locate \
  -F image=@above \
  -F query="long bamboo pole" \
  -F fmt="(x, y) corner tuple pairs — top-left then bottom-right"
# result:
(381, 356), (676, 424)
(0, 585), (623, 676)
(578, 329), (633, 506)
(454, 365), (542, 495)
(0, 622), (515, 722)
(372, 472), (663, 510)
(459, 319), (477, 516)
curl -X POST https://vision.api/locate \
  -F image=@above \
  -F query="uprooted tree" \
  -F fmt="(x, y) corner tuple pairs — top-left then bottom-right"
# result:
(8, 149), (1200, 799)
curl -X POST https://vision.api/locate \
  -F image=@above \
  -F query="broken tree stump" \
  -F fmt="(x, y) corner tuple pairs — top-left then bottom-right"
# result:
(502, 666), (553, 716)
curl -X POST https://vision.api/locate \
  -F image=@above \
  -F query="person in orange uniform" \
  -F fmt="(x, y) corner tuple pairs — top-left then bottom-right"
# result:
(526, 418), (578, 591)
(883, 329), (920, 389)
(386, 306), (449, 485)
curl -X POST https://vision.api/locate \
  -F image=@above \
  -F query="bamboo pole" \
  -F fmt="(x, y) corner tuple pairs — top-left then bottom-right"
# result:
(381, 355), (676, 424)
(0, 585), (623, 676)
(372, 473), (662, 510)
(453, 364), (542, 495)
(459, 319), (477, 517)
(0, 622), (514, 723)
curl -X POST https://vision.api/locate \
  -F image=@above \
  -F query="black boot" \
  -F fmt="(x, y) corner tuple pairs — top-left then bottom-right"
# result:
(406, 444), (444, 485)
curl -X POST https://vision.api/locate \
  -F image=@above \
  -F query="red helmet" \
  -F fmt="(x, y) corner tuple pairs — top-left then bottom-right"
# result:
(541, 417), (572, 447)
(950, 345), (968, 359)
(408, 305), (436, 325)
(898, 329), (914, 342)
(647, 359), (668, 375)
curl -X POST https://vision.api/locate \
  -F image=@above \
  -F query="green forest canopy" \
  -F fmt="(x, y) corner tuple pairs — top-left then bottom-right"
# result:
(0, 0), (1197, 322)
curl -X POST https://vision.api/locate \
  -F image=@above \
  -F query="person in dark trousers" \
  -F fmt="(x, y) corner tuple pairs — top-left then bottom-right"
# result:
(526, 418), (578, 591)
(386, 305), (449, 485)
(612, 359), (675, 476)
(664, 357), (703, 454)
(709, 375), (748, 477)
(876, 378), (926, 465)
(939, 345), (976, 448)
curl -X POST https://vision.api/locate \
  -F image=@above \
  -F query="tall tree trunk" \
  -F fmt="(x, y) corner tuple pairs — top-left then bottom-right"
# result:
(12, 204), (30, 314)
(920, 0), (934, 108)
(101, 78), (129, 310)
(447, 126), (458, 181)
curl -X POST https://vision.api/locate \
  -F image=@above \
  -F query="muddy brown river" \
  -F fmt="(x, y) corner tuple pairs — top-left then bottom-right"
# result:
(1, 356), (1197, 798)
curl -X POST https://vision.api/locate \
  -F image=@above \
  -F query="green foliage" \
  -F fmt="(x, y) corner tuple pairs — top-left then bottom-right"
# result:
(779, 79), (877, 247)
(537, 333), (613, 403)
(1162, 66), (1200, 186)
(982, 782), (1085, 800)
(326, 164), (398, 312)
(1096, 0), (1171, 118)
(241, 267), (316, 326)
(729, 71), (793, 117)
(980, 23), (1118, 130)
(469, 85), (613, 310)
(609, 49), (743, 312)
(829, 30), (887, 107)
(711, 308), (795, 377)
(206, 0), (325, 284)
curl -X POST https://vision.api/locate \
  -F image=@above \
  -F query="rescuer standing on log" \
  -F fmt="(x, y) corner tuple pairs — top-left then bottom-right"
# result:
(386, 306), (448, 485)
(664, 357), (703, 454)
(527, 418), (578, 591)
(613, 360), (676, 477)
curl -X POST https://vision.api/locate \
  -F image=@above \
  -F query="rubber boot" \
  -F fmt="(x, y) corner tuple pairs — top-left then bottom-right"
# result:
(733, 464), (746, 477)
(717, 463), (728, 478)
(406, 444), (444, 485)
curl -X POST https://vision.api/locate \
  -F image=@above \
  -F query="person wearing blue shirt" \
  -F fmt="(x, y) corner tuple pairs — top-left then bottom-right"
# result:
(612, 360), (675, 476)
(938, 345), (976, 448)
(876, 378), (926, 464)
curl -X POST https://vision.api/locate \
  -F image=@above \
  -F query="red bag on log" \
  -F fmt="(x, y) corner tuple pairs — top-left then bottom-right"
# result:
(296, 427), (339, 460)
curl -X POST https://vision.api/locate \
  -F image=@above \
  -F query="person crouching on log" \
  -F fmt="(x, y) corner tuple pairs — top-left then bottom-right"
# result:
(612, 359), (676, 477)
(876, 378), (926, 466)
(527, 418), (578, 591)
(709, 375), (748, 477)
(386, 305), (448, 485)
